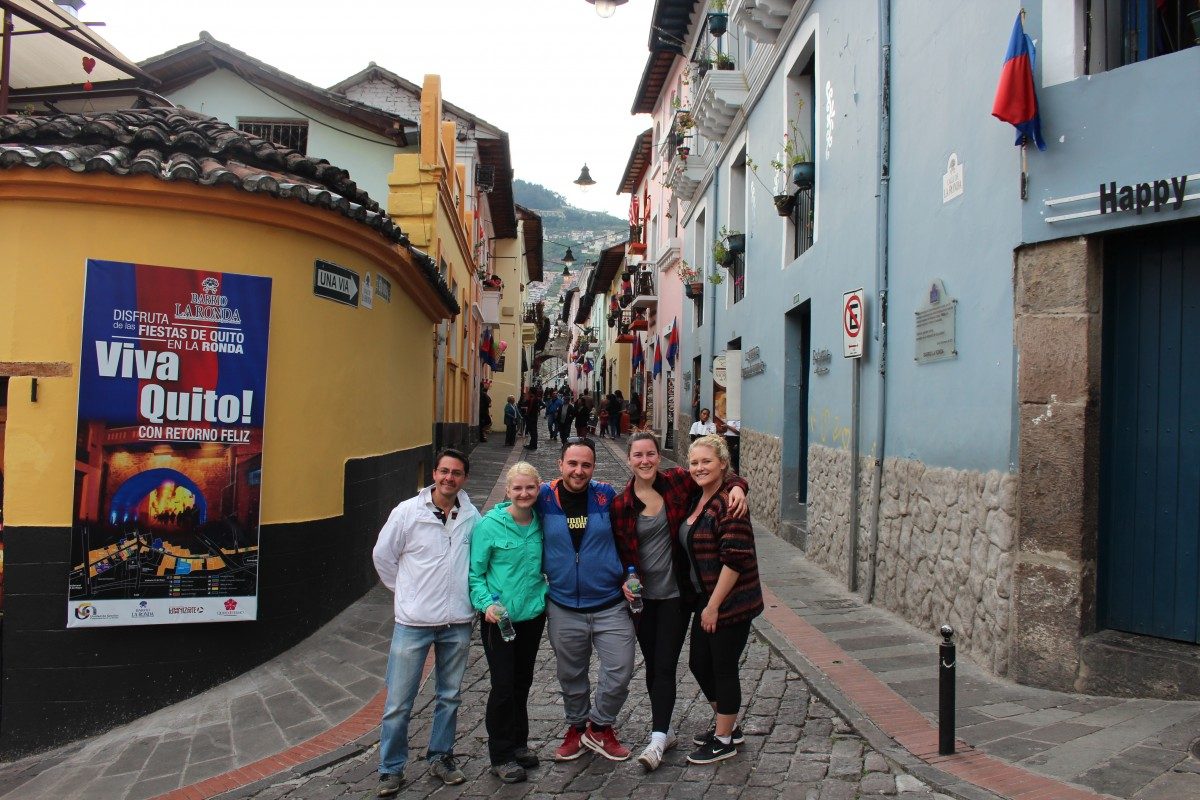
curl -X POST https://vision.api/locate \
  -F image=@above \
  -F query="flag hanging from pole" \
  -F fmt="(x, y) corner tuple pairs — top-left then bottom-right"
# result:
(480, 327), (499, 370)
(991, 12), (1046, 151)
(666, 318), (679, 366)
(652, 336), (663, 378)
(631, 335), (644, 371)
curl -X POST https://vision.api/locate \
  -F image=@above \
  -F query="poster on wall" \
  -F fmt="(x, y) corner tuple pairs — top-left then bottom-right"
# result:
(68, 260), (272, 627)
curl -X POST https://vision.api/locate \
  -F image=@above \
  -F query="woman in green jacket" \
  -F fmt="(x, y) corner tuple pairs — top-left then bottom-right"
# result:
(469, 461), (546, 784)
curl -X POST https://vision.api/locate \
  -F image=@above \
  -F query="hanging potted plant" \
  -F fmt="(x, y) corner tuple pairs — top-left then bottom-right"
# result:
(707, 271), (725, 286)
(777, 95), (814, 189)
(678, 259), (703, 298)
(707, 0), (728, 37)
(747, 156), (795, 217)
(713, 237), (731, 268)
(677, 144), (691, 160)
(719, 225), (745, 260)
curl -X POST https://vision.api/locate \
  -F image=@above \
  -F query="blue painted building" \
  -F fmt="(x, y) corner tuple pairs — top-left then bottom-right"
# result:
(646, 0), (1199, 694)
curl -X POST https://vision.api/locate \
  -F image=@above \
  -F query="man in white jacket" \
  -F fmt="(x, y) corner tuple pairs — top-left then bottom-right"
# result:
(372, 448), (479, 797)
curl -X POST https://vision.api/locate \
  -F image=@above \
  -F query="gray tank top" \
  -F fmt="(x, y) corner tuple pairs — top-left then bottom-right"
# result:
(636, 507), (679, 599)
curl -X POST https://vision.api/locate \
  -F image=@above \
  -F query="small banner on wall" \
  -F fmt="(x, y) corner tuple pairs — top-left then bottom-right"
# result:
(68, 260), (273, 627)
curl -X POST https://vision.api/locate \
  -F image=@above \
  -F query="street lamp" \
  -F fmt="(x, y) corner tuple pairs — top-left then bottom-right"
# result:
(573, 163), (596, 192)
(562, 247), (576, 268)
(587, 0), (628, 18)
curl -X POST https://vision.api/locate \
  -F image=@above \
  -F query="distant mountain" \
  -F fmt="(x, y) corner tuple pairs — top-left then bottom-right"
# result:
(514, 179), (629, 308)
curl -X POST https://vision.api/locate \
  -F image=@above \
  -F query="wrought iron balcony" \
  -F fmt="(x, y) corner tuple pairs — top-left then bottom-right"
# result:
(630, 269), (657, 311)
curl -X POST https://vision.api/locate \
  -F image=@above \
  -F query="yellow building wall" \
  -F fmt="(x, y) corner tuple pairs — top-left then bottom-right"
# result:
(487, 235), (524, 407)
(387, 75), (480, 428)
(0, 193), (435, 527)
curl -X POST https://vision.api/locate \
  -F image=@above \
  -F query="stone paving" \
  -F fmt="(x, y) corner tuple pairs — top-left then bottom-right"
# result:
(225, 617), (938, 800)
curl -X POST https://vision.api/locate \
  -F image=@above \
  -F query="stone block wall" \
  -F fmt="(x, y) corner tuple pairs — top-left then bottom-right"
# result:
(807, 444), (1017, 676)
(740, 428), (782, 533)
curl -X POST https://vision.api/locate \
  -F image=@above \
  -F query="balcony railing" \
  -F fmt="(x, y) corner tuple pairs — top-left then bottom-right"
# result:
(790, 188), (814, 259)
(630, 269), (657, 311)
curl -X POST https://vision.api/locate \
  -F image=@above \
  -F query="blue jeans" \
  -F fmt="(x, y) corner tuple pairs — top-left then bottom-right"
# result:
(379, 622), (472, 776)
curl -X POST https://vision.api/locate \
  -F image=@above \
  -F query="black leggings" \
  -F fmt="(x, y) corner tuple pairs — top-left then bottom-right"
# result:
(688, 615), (752, 715)
(481, 613), (545, 764)
(635, 597), (690, 733)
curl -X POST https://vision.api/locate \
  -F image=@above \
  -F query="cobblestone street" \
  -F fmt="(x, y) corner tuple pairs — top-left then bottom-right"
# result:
(222, 436), (940, 800)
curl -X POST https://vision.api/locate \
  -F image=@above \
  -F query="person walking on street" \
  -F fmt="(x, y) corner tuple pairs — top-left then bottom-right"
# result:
(503, 395), (521, 446)
(539, 437), (636, 762)
(545, 390), (561, 442)
(469, 462), (547, 784)
(523, 388), (542, 451)
(681, 435), (763, 765)
(479, 383), (492, 443)
(610, 432), (749, 770)
(558, 395), (574, 446)
(372, 449), (479, 796)
(607, 391), (624, 439)
(574, 394), (591, 437)
(627, 392), (643, 433)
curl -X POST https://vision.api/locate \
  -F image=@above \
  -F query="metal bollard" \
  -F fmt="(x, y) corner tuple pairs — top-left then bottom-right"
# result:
(938, 624), (955, 755)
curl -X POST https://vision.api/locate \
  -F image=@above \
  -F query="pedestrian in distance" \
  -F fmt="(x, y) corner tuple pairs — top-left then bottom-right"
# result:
(681, 435), (763, 765)
(610, 432), (749, 770)
(469, 462), (547, 783)
(573, 394), (591, 437)
(607, 391), (624, 439)
(538, 437), (636, 762)
(627, 392), (643, 433)
(523, 387), (542, 451)
(372, 448), (479, 796)
(545, 389), (561, 441)
(689, 408), (717, 443)
(503, 395), (521, 446)
(558, 395), (574, 446)
(478, 382), (492, 443)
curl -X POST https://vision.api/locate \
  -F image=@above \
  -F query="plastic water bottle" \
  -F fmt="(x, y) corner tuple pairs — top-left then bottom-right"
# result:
(625, 567), (644, 614)
(491, 593), (516, 642)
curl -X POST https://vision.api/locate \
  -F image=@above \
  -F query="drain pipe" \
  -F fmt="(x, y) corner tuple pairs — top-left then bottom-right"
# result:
(709, 155), (721, 381)
(865, 0), (892, 604)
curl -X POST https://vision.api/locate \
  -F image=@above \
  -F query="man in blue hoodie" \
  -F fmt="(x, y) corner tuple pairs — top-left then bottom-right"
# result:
(538, 437), (634, 763)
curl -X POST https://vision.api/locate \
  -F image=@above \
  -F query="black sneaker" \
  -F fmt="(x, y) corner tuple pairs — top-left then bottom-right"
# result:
(429, 754), (465, 785)
(377, 772), (405, 797)
(692, 724), (744, 746)
(686, 737), (737, 765)
(489, 761), (527, 783)
(513, 747), (540, 769)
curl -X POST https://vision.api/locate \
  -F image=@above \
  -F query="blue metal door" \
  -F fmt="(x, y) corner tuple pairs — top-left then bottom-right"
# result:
(1099, 222), (1200, 643)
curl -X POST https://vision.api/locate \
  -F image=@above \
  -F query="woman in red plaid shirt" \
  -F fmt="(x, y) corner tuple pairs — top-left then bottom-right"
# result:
(610, 432), (747, 771)
(680, 434), (764, 765)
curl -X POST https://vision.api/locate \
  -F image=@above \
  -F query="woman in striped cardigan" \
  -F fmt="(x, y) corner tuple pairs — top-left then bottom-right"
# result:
(681, 434), (764, 765)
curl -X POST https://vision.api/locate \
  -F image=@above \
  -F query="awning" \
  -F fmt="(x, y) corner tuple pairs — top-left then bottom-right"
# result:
(0, 0), (159, 113)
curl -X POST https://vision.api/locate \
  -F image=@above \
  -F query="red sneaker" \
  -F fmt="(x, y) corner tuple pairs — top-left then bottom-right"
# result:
(554, 725), (586, 761)
(582, 724), (631, 761)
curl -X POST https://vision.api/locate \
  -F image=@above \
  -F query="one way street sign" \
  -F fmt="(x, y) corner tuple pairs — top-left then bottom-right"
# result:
(313, 259), (360, 307)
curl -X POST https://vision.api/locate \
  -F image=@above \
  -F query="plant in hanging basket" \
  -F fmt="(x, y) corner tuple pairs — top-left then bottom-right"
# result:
(707, 272), (725, 286)
(677, 145), (691, 160)
(685, 282), (705, 300)
(773, 193), (797, 216)
(707, 1), (728, 37)
(770, 94), (813, 189)
(676, 259), (701, 283)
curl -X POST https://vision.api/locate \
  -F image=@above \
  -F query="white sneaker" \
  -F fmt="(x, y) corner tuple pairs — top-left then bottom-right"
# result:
(637, 742), (664, 771)
(637, 733), (677, 771)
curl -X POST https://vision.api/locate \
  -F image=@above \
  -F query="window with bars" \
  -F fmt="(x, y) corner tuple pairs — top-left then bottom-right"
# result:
(1089, 0), (1198, 72)
(730, 254), (745, 304)
(237, 118), (309, 154)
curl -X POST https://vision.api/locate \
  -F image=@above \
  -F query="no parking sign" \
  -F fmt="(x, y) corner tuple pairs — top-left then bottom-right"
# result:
(843, 289), (864, 359)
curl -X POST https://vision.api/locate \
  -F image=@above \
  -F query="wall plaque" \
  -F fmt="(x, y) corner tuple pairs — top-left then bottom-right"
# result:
(915, 279), (957, 364)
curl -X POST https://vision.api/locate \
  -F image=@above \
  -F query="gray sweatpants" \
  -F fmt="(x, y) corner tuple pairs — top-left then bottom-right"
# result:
(546, 601), (636, 727)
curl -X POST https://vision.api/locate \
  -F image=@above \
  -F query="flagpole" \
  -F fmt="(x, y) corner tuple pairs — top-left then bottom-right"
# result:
(1021, 142), (1028, 200)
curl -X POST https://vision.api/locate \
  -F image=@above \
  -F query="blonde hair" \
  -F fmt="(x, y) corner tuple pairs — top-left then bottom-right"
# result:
(687, 434), (731, 475)
(506, 461), (541, 486)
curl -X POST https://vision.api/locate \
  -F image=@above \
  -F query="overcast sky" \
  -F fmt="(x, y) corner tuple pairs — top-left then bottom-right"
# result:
(83, 0), (655, 219)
